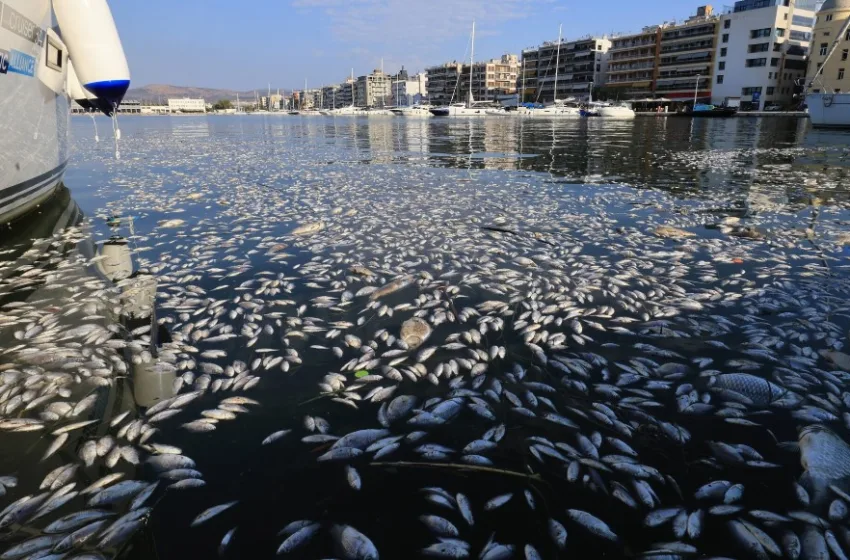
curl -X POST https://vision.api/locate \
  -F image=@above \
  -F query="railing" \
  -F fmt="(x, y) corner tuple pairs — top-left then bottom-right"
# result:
(608, 62), (656, 71)
(610, 51), (657, 61)
(658, 53), (713, 68)
(660, 41), (714, 54)
(607, 75), (655, 83)
(610, 40), (656, 51)
(662, 26), (716, 41)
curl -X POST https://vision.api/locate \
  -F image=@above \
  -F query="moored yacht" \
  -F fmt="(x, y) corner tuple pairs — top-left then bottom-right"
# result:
(0, 0), (130, 224)
(597, 102), (637, 119)
(392, 105), (434, 117)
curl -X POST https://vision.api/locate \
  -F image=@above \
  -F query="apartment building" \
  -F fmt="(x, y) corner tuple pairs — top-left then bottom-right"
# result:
(458, 55), (521, 102)
(655, 6), (721, 103)
(426, 55), (518, 105)
(392, 72), (428, 106)
(521, 37), (611, 104)
(424, 62), (463, 105)
(713, 0), (815, 110)
(806, 0), (850, 94)
(607, 27), (664, 100)
(355, 70), (393, 107)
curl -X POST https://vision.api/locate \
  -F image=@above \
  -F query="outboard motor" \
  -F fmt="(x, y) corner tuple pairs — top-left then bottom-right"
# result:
(53, 0), (130, 115)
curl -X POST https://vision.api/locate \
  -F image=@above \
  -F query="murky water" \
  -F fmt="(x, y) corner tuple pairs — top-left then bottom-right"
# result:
(1, 115), (850, 560)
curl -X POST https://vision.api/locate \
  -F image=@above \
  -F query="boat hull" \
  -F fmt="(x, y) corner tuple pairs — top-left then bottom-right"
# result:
(598, 108), (636, 119)
(430, 106), (488, 117)
(807, 93), (850, 128)
(0, 0), (70, 224)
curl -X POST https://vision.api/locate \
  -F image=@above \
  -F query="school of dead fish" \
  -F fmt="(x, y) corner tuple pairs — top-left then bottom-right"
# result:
(0, 118), (849, 559)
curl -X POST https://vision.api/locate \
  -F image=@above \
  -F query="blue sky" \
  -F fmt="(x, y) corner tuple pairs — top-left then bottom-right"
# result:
(112, 0), (703, 91)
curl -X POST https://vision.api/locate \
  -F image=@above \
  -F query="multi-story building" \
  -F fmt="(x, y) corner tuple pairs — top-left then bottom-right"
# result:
(607, 27), (664, 100)
(713, 0), (814, 110)
(425, 62), (464, 105)
(426, 55), (519, 105)
(460, 55), (520, 102)
(261, 94), (284, 111)
(655, 6), (720, 103)
(521, 37), (611, 104)
(167, 98), (206, 113)
(355, 70), (393, 107)
(806, 0), (850, 94)
(392, 72), (428, 106)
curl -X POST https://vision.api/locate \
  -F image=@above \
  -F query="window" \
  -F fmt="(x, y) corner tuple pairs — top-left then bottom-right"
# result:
(775, 28), (785, 38)
(768, 72), (772, 79)
(751, 28), (772, 39)
(792, 15), (814, 27)
(717, 74), (724, 84)
(45, 36), (63, 72)
(720, 47), (728, 57)
(724, 20), (731, 29)
(844, 50), (849, 61)
(749, 43), (770, 53)
(770, 58), (779, 67)
(841, 69), (846, 80)
(827, 14), (834, 22)
(722, 34), (730, 43)
(719, 61), (726, 71)
(846, 30), (850, 41)
(742, 87), (763, 95)
(767, 87), (775, 95)
(746, 58), (768, 67)
(821, 43), (829, 56)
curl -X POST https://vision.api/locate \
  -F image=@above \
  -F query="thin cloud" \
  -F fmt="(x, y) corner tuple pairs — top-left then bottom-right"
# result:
(292, 0), (544, 64)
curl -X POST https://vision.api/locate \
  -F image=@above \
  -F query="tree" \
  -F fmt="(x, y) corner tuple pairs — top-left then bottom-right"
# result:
(212, 99), (233, 111)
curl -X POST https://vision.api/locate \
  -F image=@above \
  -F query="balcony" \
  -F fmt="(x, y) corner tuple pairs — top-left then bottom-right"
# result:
(655, 79), (710, 92)
(610, 50), (657, 62)
(662, 25), (717, 42)
(657, 67), (709, 79)
(607, 74), (654, 84)
(610, 39), (656, 51)
(660, 40), (715, 55)
(609, 61), (656, 72)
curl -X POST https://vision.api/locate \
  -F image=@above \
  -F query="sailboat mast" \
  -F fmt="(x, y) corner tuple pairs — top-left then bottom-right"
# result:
(469, 21), (475, 106)
(554, 24), (562, 104)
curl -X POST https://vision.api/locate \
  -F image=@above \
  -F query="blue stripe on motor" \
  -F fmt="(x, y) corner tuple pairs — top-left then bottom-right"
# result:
(84, 79), (130, 105)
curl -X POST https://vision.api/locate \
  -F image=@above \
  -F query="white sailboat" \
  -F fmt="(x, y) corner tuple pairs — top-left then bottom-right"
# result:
(431, 22), (489, 117)
(519, 25), (581, 118)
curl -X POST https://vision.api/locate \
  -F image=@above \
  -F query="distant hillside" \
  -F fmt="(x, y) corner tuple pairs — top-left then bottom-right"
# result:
(125, 84), (288, 103)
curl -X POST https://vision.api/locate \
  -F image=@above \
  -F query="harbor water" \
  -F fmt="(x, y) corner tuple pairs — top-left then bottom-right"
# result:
(2, 115), (850, 560)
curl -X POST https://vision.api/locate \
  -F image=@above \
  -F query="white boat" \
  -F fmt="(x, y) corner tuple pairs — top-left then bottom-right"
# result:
(516, 102), (582, 118)
(430, 103), (490, 117)
(807, 93), (850, 128)
(326, 106), (359, 116)
(805, 11), (850, 128)
(391, 105), (433, 117)
(363, 108), (394, 116)
(598, 103), (636, 119)
(0, 0), (130, 224)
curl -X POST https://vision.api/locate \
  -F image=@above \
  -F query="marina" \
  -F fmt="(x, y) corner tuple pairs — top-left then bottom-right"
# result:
(1, 115), (850, 559)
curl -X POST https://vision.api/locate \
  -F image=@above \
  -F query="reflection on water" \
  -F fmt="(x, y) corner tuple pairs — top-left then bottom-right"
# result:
(1, 116), (849, 560)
